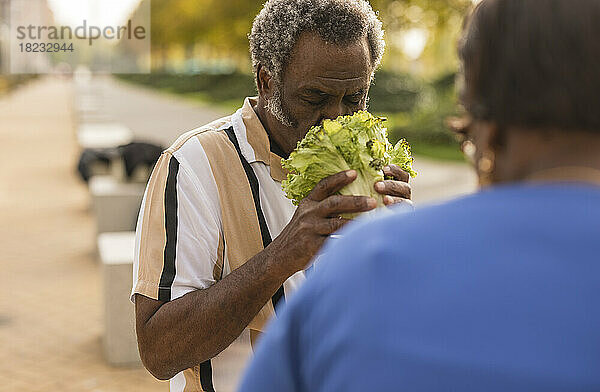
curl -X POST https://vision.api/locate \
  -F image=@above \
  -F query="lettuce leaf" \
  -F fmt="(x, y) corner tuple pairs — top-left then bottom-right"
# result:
(282, 111), (417, 214)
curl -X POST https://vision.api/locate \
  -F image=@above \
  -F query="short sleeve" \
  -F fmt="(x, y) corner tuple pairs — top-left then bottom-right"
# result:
(131, 151), (223, 302)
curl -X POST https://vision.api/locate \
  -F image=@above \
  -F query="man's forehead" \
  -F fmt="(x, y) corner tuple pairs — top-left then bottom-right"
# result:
(285, 32), (372, 87)
(298, 76), (369, 95)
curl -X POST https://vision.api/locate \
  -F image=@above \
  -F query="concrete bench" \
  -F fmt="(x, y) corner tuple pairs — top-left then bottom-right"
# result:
(77, 123), (134, 150)
(89, 175), (145, 234)
(97, 231), (141, 366)
(76, 97), (99, 116)
(78, 111), (112, 124)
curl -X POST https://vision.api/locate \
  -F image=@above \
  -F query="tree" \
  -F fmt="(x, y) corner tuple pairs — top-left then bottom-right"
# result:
(371, 0), (473, 77)
(140, 0), (473, 76)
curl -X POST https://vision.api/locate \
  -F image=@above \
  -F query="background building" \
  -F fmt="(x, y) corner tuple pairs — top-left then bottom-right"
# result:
(5, 0), (55, 74)
(0, 0), (10, 74)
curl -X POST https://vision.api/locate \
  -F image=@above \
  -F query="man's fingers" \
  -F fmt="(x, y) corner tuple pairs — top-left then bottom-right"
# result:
(318, 195), (377, 216)
(383, 195), (414, 208)
(383, 165), (410, 183)
(308, 170), (357, 202)
(315, 217), (351, 235)
(374, 180), (412, 199)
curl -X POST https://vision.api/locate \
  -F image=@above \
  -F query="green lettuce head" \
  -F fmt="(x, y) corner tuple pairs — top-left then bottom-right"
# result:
(282, 111), (417, 215)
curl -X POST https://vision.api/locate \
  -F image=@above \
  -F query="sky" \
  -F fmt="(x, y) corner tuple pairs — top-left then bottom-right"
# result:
(47, 0), (143, 27)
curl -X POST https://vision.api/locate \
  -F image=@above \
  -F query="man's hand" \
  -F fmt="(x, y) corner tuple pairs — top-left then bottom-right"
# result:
(269, 170), (377, 275)
(374, 164), (413, 207)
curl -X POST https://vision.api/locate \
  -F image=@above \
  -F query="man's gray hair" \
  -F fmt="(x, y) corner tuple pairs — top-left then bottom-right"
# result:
(249, 0), (385, 84)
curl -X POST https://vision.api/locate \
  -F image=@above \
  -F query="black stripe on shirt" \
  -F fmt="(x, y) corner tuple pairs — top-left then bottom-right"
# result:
(158, 155), (179, 302)
(224, 127), (286, 312)
(199, 360), (215, 392)
(224, 128), (272, 247)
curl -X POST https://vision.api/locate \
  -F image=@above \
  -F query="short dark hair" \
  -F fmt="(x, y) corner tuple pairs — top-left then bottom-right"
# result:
(459, 0), (600, 132)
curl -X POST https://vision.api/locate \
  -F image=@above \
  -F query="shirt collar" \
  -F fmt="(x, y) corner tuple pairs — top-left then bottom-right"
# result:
(238, 97), (288, 182)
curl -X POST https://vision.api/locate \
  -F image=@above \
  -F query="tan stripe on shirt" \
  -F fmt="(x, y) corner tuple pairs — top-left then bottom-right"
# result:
(196, 130), (275, 332)
(183, 368), (201, 392)
(135, 151), (171, 300)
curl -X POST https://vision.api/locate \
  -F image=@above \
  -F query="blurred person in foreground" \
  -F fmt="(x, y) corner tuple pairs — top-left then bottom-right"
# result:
(131, 0), (411, 391)
(240, 0), (600, 391)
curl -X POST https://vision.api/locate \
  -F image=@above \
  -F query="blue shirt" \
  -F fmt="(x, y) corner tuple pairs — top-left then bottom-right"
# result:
(240, 184), (600, 392)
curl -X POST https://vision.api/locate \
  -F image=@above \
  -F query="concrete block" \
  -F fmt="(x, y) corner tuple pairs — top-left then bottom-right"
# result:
(98, 231), (141, 366)
(89, 176), (145, 234)
(78, 111), (112, 124)
(76, 98), (99, 116)
(77, 123), (133, 150)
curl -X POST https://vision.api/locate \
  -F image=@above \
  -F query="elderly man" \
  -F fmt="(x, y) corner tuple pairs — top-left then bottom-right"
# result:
(132, 1), (411, 391)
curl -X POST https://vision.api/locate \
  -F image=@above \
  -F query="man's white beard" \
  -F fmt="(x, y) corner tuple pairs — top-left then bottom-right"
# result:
(266, 86), (295, 128)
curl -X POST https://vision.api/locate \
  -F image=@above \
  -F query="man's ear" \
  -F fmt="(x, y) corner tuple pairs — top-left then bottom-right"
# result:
(256, 65), (274, 99)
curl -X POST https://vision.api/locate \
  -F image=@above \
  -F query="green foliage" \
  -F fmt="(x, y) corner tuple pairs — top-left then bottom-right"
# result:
(371, 0), (473, 76)
(370, 71), (462, 157)
(147, 0), (263, 53)
(409, 141), (465, 162)
(369, 70), (421, 113)
(282, 112), (416, 214)
(140, 0), (474, 77)
(117, 72), (256, 102)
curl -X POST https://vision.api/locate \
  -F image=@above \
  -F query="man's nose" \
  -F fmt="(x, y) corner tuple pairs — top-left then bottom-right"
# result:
(320, 101), (352, 122)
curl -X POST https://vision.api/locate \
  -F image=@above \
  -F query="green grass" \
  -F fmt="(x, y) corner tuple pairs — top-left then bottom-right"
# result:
(410, 142), (466, 162)
(179, 92), (242, 112)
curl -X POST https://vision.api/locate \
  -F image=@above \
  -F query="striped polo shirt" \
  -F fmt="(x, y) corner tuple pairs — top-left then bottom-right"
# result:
(131, 97), (306, 392)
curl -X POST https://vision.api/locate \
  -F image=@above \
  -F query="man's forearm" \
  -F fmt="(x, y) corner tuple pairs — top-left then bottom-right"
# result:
(136, 244), (289, 380)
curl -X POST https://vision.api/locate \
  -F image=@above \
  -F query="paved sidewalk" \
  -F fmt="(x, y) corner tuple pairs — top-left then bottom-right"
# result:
(0, 77), (167, 392)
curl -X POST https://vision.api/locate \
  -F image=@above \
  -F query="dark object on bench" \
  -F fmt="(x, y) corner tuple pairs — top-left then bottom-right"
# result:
(77, 142), (164, 183)
(118, 142), (165, 179)
(77, 149), (114, 182)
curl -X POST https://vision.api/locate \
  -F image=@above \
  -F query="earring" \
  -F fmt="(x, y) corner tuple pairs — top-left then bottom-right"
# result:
(461, 140), (476, 164)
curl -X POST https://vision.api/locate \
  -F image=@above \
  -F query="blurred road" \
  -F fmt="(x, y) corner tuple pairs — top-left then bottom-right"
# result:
(80, 75), (227, 147)
(410, 157), (477, 205)
(0, 76), (476, 392)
